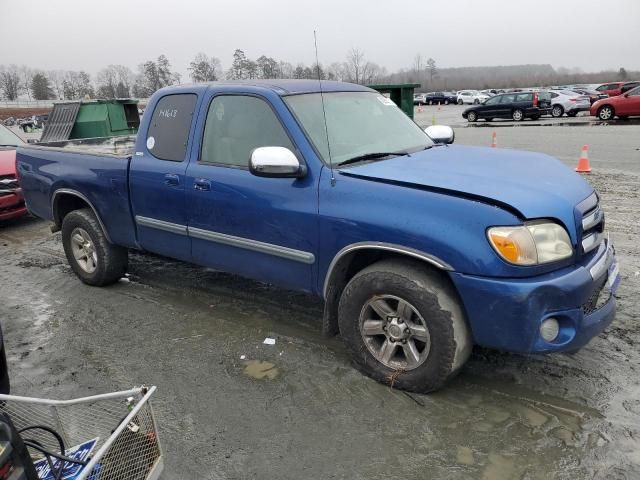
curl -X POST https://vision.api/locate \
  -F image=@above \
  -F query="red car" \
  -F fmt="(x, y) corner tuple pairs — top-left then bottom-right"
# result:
(591, 86), (640, 121)
(595, 81), (626, 97)
(0, 124), (28, 221)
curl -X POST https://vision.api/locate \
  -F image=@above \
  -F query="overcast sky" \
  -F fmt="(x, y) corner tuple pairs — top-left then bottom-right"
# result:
(1, 0), (639, 79)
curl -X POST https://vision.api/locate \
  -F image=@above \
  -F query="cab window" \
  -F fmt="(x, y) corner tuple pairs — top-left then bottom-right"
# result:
(146, 94), (197, 161)
(200, 95), (294, 168)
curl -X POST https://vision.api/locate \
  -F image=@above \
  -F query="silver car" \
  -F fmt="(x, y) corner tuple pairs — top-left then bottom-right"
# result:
(548, 90), (592, 117)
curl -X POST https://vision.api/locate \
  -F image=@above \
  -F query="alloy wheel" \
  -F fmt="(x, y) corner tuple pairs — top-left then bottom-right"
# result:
(359, 294), (431, 371)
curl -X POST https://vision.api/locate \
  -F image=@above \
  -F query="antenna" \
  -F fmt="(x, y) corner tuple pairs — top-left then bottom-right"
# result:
(314, 30), (335, 186)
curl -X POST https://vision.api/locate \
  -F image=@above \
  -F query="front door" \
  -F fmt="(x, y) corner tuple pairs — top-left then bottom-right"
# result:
(617, 88), (640, 116)
(130, 93), (199, 261)
(186, 92), (318, 292)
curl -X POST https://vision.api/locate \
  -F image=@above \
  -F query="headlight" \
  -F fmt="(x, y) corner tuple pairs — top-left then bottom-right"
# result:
(488, 221), (573, 265)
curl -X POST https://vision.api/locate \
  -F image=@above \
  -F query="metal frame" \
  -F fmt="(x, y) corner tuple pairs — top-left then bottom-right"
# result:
(0, 386), (162, 480)
(323, 241), (453, 299)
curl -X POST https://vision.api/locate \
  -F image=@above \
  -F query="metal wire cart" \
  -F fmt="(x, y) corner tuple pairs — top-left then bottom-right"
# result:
(0, 386), (162, 480)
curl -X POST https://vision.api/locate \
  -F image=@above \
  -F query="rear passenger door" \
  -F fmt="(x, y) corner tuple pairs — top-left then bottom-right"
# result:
(185, 92), (318, 292)
(514, 92), (533, 114)
(130, 93), (199, 261)
(497, 93), (517, 117)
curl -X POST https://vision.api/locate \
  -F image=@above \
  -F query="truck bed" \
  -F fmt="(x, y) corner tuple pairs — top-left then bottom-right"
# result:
(32, 135), (137, 158)
(16, 137), (138, 248)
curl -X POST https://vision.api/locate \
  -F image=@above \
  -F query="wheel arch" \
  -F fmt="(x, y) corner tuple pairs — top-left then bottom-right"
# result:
(321, 242), (454, 336)
(51, 189), (112, 243)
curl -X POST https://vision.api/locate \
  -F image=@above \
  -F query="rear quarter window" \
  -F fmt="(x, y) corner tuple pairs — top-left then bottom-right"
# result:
(146, 93), (197, 161)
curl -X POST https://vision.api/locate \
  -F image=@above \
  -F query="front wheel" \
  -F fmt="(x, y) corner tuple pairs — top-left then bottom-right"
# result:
(551, 105), (564, 117)
(444, 100), (449, 105)
(61, 208), (128, 286)
(512, 109), (524, 121)
(467, 111), (478, 122)
(598, 105), (614, 121)
(338, 259), (472, 393)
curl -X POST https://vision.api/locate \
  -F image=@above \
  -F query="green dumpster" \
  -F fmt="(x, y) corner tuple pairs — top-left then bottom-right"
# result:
(40, 99), (140, 143)
(367, 83), (421, 119)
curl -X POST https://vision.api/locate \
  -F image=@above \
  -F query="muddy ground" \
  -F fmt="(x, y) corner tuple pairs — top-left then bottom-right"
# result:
(1, 126), (639, 479)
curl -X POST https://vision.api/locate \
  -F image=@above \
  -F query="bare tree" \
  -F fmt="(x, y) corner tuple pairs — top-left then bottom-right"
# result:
(20, 66), (34, 100)
(0, 65), (22, 100)
(345, 48), (366, 84)
(47, 70), (65, 99)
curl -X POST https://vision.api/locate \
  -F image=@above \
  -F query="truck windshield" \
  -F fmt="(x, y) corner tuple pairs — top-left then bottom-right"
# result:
(284, 92), (433, 166)
(0, 125), (25, 147)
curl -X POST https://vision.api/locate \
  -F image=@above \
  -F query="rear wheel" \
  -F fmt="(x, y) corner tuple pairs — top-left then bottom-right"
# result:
(551, 105), (564, 117)
(338, 259), (472, 393)
(444, 100), (449, 105)
(467, 111), (478, 122)
(512, 109), (524, 121)
(61, 209), (128, 286)
(597, 105), (614, 121)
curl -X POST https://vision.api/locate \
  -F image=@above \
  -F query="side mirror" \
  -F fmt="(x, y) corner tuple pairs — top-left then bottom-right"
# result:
(249, 146), (306, 178)
(425, 125), (455, 145)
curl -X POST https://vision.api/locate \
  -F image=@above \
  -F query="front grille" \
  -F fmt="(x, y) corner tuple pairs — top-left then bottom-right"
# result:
(580, 194), (604, 256)
(0, 174), (19, 195)
(582, 275), (611, 315)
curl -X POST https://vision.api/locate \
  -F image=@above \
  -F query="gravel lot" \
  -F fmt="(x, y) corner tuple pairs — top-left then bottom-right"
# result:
(1, 122), (639, 479)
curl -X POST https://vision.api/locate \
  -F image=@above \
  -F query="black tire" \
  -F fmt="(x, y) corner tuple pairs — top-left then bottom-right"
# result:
(512, 109), (524, 121)
(597, 105), (614, 121)
(61, 208), (128, 286)
(467, 111), (478, 122)
(457, 99), (463, 105)
(338, 259), (472, 393)
(551, 104), (564, 118)
(444, 100), (449, 105)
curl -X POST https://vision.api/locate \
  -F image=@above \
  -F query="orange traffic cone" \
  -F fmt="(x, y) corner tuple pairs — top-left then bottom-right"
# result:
(575, 145), (591, 173)
(490, 131), (497, 148)
(417, 105), (423, 113)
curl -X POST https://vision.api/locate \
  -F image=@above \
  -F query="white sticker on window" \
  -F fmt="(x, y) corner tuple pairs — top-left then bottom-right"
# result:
(146, 136), (155, 150)
(377, 96), (396, 106)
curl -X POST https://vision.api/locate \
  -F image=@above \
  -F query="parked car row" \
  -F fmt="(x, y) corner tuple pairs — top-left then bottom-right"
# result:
(462, 85), (640, 122)
(413, 91), (458, 105)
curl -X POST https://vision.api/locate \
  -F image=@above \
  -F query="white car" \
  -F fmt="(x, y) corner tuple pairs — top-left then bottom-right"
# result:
(457, 90), (490, 105)
(548, 90), (592, 117)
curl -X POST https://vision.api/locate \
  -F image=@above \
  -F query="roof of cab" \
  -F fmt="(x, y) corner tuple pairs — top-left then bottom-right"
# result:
(183, 79), (374, 95)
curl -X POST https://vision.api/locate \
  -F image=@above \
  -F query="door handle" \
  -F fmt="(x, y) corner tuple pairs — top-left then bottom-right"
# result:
(164, 174), (180, 186)
(193, 178), (211, 191)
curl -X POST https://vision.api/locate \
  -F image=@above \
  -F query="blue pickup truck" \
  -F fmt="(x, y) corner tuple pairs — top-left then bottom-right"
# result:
(16, 80), (619, 392)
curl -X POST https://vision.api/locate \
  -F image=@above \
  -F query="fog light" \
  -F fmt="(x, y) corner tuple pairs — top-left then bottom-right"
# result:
(540, 318), (560, 342)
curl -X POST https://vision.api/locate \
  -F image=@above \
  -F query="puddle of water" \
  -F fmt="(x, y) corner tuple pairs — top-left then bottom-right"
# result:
(456, 446), (475, 466)
(481, 453), (517, 480)
(244, 360), (279, 380)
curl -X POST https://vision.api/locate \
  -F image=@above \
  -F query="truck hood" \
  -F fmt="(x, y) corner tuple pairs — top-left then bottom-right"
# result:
(338, 144), (594, 233)
(0, 148), (17, 176)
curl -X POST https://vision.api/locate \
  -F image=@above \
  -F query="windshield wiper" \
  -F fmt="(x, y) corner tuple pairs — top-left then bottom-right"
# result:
(337, 151), (409, 167)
